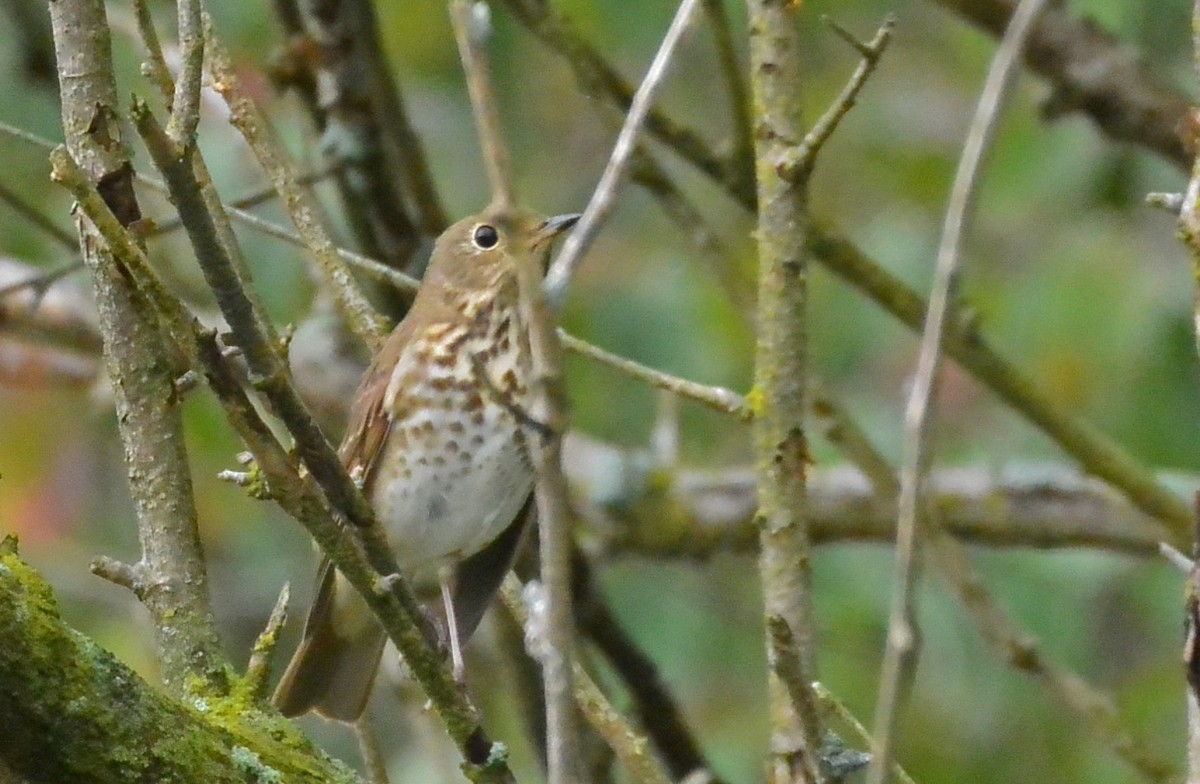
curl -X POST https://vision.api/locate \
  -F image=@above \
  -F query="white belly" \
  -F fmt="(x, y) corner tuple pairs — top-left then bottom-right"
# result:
(369, 403), (532, 573)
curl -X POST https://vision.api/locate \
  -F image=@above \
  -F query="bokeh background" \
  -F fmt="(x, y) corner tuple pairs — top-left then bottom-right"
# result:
(0, 0), (1196, 781)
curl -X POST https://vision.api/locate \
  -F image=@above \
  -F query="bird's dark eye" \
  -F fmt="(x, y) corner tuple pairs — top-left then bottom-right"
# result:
(472, 224), (500, 250)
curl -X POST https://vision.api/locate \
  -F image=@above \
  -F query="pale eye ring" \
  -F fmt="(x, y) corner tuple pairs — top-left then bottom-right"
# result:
(472, 224), (500, 250)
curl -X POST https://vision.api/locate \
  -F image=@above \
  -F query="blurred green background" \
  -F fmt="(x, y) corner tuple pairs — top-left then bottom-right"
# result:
(0, 0), (1196, 781)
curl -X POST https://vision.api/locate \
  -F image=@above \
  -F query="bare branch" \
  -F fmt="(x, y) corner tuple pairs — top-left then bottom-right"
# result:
(241, 582), (291, 702)
(496, 0), (751, 202)
(930, 0), (1192, 171)
(450, 0), (516, 209)
(165, 0), (204, 145)
(503, 577), (673, 784)
(745, 0), (823, 778)
(782, 16), (895, 180)
(47, 0), (228, 696)
(870, 1), (1047, 779)
(203, 16), (389, 350)
(270, 0), (445, 274)
(544, 0), (701, 305)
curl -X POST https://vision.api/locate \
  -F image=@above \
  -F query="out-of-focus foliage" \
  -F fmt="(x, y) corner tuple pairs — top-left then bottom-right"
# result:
(0, 0), (1195, 782)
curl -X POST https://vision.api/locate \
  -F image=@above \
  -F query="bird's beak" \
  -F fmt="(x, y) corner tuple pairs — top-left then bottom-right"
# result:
(535, 213), (581, 245)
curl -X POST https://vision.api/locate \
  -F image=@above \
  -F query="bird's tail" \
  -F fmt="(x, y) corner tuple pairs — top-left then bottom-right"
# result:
(273, 562), (386, 722)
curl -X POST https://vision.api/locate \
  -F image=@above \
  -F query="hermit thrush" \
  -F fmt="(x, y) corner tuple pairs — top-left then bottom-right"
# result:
(273, 205), (579, 722)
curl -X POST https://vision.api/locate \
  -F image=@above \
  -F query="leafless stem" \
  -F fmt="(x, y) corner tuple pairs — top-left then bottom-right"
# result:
(203, 16), (389, 351)
(782, 16), (895, 180)
(132, 0), (174, 101)
(450, 0), (516, 209)
(559, 332), (748, 418)
(503, 578), (673, 784)
(165, 0), (203, 145)
(47, 0), (228, 697)
(356, 720), (392, 784)
(699, 0), (752, 175)
(869, 2), (1047, 779)
(515, 234), (579, 784)
(930, 0), (1191, 171)
(745, 1), (822, 779)
(544, 0), (700, 305)
(241, 582), (290, 701)
(0, 182), (78, 251)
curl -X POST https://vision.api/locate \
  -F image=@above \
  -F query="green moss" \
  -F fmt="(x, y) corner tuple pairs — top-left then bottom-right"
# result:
(0, 548), (365, 784)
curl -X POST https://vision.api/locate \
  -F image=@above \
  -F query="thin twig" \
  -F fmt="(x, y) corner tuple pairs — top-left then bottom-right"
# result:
(811, 684), (916, 784)
(698, 0), (752, 176)
(132, 0), (174, 101)
(869, 2), (1047, 779)
(783, 16), (895, 180)
(450, 0), (515, 208)
(515, 219), (579, 784)
(203, 15), (388, 351)
(502, 578), (673, 784)
(543, 0), (701, 306)
(559, 331), (748, 418)
(0, 181), (79, 250)
(241, 582), (290, 701)
(356, 720), (392, 784)
(165, 0), (203, 145)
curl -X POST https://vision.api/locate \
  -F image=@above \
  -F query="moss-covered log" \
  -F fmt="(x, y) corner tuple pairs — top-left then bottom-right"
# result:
(0, 538), (363, 784)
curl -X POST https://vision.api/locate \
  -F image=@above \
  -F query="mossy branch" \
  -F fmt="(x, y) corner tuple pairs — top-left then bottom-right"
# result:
(0, 539), (363, 784)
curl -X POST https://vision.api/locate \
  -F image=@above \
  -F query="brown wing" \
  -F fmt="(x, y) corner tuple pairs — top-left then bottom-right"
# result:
(337, 318), (416, 484)
(337, 288), (459, 483)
